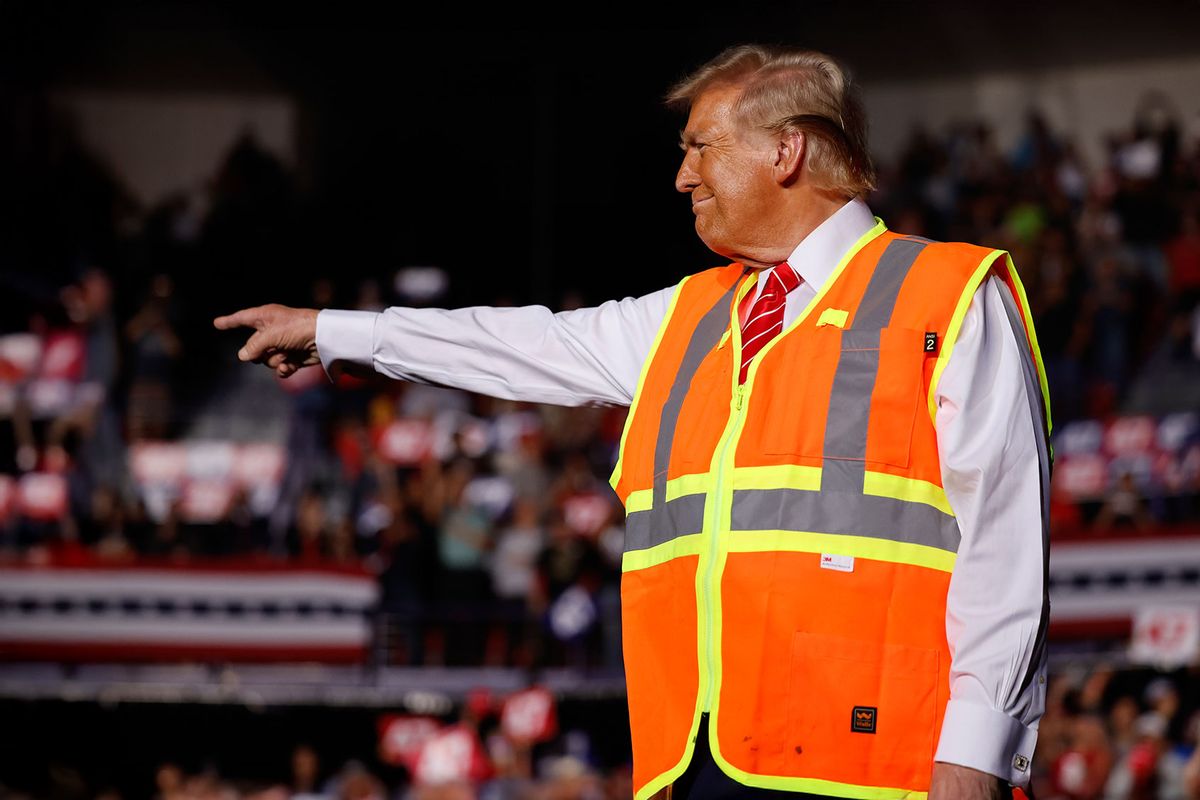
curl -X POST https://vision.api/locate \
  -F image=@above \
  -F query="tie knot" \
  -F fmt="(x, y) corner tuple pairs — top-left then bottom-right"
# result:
(771, 260), (801, 295)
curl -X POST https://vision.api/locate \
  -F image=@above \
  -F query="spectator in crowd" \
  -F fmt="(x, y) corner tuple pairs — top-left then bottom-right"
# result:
(1166, 204), (1200, 300)
(435, 457), (495, 666)
(1104, 712), (1189, 799)
(125, 274), (182, 441)
(1110, 696), (1143, 763)
(1048, 713), (1113, 799)
(290, 744), (328, 800)
(489, 497), (545, 668)
(1095, 472), (1154, 531)
(286, 488), (330, 563)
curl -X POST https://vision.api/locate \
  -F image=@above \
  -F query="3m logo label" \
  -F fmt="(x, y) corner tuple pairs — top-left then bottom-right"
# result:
(820, 553), (854, 572)
(851, 706), (877, 734)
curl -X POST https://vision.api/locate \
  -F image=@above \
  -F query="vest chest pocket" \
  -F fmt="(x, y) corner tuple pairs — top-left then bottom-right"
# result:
(764, 326), (925, 470)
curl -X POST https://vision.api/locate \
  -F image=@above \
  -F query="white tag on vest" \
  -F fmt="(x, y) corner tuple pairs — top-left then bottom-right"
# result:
(820, 553), (854, 572)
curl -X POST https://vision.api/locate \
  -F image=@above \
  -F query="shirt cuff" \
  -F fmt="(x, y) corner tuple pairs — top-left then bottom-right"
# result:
(934, 698), (1038, 787)
(315, 309), (379, 380)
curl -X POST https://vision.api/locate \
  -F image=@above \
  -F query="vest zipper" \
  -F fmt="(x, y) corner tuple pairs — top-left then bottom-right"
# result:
(701, 374), (749, 712)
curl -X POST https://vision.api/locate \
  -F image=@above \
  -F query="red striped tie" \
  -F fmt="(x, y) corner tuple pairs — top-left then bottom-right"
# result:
(739, 260), (802, 385)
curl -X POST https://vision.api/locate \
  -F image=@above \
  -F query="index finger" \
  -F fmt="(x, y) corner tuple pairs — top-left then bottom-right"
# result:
(213, 307), (264, 331)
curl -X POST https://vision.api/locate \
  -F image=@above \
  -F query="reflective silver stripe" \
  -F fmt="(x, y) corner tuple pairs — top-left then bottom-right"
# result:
(821, 239), (929, 493)
(625, 493), (707, 552)
(649, 275), (741, 526)
(729, 487), (960, 553)
(628, 272), (741, 555)
(854, 238), (927, 328)
(996, 277), (1052, 698)
(821, 328), (881, 492)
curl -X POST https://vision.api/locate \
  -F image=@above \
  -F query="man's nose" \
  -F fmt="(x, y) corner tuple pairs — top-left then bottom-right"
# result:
(675, 152), (698, 193)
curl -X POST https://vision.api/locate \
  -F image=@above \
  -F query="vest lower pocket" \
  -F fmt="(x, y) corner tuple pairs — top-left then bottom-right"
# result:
(785, 630), (938, 786)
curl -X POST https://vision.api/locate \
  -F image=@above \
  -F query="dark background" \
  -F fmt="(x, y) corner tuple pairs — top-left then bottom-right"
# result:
(3, 4), (1200, 799)
(5, 1), (1200, 316)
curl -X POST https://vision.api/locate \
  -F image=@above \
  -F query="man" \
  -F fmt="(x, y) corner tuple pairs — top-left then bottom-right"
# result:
(216, 45), (1050, 800)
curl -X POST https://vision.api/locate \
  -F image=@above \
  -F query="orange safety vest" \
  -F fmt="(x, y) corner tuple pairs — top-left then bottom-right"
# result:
(609, 218), (1052, 800)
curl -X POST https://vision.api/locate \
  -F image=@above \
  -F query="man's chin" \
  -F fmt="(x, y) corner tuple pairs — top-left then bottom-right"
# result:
(694, 227), (735, 260)
(692, 222), (715, 248)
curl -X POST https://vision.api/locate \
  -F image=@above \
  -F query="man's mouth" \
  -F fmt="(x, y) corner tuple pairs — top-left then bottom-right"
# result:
(692, 196), (713, 210)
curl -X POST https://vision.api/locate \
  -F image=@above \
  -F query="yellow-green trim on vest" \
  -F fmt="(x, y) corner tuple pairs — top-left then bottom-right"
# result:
(925, 250), (1001, 426)
(695, 266), (761, 720)
(625, 493), (706, 552)
(724, 529), (956, 573)
(619, 467), (955, 575)
(730, 465), (951, 516)
(623, 484), (958, 572)
(625, 467), (951, 516)
(628, 219), (963, 799)
(705, 220), (942, 800)
(998, 253), (1055, 457)
(697, 219), (889, 727)
(609, 274), (690, 495)
(625, 472), (712, 513)
(706, 748), (930, 800)
(632, 702), (706, 800)
(621, 532), (706, 573)
(728, 488), (959, 553)
(862, 471), (953, 516)
(819, 237), (932, 493)
(924, 248), (1053, 465)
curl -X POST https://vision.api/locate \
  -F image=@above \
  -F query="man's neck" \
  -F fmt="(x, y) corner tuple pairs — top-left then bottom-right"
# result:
(735, 188), (852, 269)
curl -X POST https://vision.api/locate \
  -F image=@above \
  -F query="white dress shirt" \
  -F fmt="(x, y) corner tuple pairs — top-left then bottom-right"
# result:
(316, 197), (1049, 788)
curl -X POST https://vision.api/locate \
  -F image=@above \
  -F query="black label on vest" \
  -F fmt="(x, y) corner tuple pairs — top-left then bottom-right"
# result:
(851, 706), (877, 733)
(924, 331), (938, 353)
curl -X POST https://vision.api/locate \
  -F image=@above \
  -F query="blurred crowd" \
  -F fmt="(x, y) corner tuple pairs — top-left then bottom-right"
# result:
(1035, 663), (1200, 799)
(0, 696), (636, 800)
(6, 663), (1200, 800)
(877, 100), (1200, 537)
(878, 100), (1200, 425)
(3, 745), (636, 800)
(2, 91), (1200, 679)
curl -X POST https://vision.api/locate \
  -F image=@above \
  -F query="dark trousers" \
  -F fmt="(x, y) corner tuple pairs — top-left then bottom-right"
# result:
(670, 713), (840, 799)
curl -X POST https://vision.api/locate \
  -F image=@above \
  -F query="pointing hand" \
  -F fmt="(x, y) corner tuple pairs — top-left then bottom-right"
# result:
(213, 304), (320, 379)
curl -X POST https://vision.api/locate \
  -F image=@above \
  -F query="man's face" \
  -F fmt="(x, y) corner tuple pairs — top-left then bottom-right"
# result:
(675, 84), (778, 259)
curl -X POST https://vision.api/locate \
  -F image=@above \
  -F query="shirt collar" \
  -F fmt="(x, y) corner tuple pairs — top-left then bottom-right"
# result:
(781, 196), (879, 291)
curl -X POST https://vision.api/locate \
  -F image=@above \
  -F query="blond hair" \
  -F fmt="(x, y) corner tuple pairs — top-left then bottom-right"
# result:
(664, 44), (877, 198)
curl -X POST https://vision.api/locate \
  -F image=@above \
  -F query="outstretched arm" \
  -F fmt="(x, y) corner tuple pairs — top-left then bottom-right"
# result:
(214, 287), (674, 407)
(929, 274), (1051, 800)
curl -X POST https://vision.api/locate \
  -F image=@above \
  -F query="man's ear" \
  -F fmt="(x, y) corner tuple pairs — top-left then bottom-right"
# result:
(773, 129), (806, 185)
